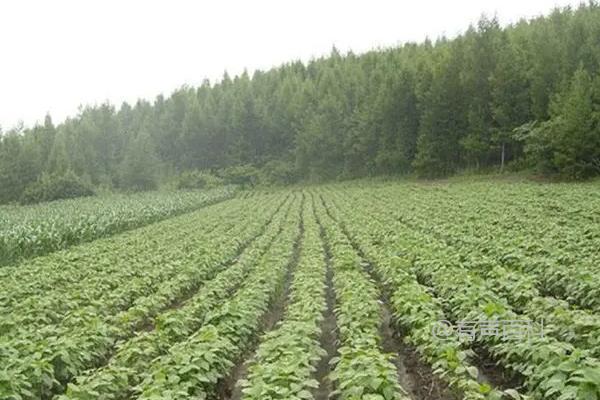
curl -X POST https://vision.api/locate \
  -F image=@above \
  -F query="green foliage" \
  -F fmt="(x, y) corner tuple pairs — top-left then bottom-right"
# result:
(118, 132), (160, 191)
(58, 194), (292, 400)
(0, 187), (234, 265)
(325, 179), (600, 399)
(258, 160), (298, 185)
(175, 170), (224, 189)
(2, 4), (600, 188)
(217, 164), (259, 187)
(241, 201), (325, 400)
(522, 68), (600, 178)
(1, 182), (600, 400)
(0, 192), (290, 400)
(0, 131), (41, 203)
(19, 171), (95, 205)
(135, 199), (301, 400)
(413, 42), (468, 178)
(316, 201), (410, 400)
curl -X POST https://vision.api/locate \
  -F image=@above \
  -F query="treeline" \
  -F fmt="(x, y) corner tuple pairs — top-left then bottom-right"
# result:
(2, 2), (600, 203)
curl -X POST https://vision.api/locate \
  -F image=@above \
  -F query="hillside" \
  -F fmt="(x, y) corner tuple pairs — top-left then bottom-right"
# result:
(1, 2), (600, 205)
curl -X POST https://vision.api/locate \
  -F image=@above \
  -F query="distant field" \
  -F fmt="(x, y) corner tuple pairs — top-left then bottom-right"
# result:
(1, 179), (600, 400)
(0, 187), (234, 266)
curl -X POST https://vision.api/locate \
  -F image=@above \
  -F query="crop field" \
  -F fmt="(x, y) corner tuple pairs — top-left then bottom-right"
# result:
(1, 179), (600, 400)
(0, 187), (234, 266)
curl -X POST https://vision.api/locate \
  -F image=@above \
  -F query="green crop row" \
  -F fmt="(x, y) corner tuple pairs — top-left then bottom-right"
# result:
(338, 186), (600, 357)
(59, 194), (301, 400)
(355, 180), (599, 256)
(0, 187), (235, 266)
(323, 187), (600, 400)
(362, 184), (600, 312)
(320, 190), (517, 400)
(131, 194), (302, 399)
(0, 194), (285, 334)
(314, 195), (409, 400)
(0, 193), (285, 400)
(240, 195), (327, 400)
(0, 193), (242, 309)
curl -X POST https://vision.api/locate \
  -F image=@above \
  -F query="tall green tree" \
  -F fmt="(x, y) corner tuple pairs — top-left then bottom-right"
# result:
(2, 1), (600, 202)
(525, 67), (600, 177)
(413, 41), (467, 177)
(118, 131), (160, 191)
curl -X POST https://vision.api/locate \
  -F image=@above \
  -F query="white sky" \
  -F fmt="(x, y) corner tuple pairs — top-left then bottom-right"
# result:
(0, 0), (582, 130)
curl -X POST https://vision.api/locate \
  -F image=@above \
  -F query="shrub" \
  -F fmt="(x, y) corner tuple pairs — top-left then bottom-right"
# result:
(216, 164), (259, 187)
(175, 170), (223, 190)
(20, 171), (95, 204)
(259, 160), (298, 185)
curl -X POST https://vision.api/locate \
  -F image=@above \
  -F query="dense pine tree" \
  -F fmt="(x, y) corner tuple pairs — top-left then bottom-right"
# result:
(1, 3), (600, 202)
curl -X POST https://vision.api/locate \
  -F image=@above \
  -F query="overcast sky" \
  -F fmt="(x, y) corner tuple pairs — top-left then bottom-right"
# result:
(0, 0), (583, 130)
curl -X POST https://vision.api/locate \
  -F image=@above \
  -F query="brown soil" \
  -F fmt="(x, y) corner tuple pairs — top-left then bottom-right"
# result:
(472, 345), (524, 391)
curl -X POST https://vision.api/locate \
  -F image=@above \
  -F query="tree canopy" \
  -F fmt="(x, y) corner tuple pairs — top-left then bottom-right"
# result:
(2, 2), (600, 202)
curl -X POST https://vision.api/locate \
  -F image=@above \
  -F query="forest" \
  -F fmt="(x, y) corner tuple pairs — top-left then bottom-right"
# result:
(1, 2), (600, 203)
